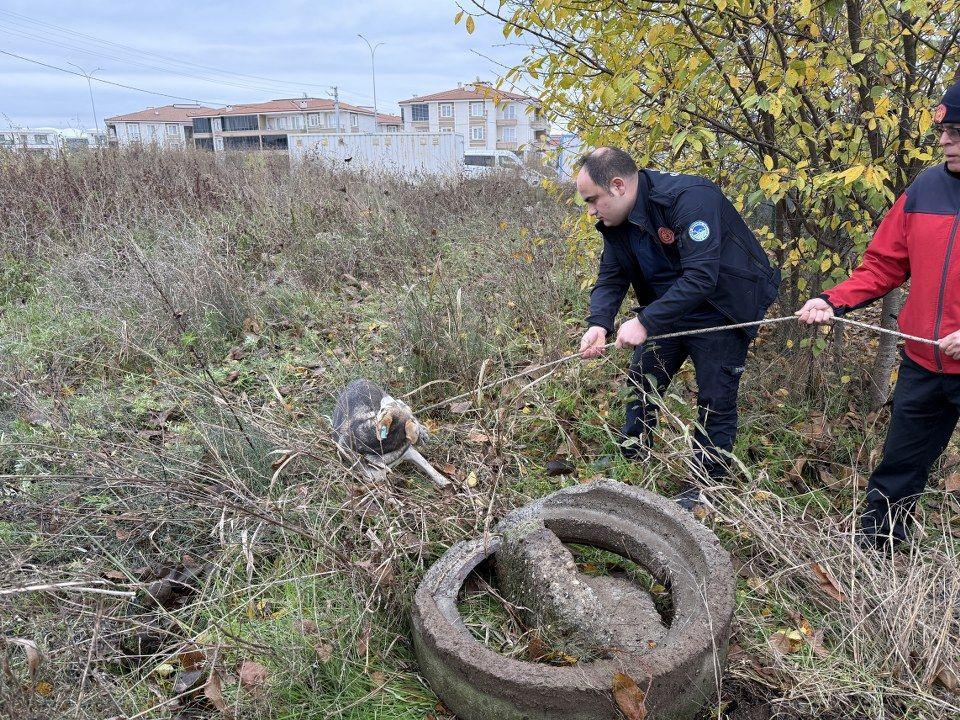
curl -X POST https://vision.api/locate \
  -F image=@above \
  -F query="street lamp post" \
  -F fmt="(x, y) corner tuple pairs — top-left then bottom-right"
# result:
(357, 34), (384, 132)
(67, 63), (103, 143)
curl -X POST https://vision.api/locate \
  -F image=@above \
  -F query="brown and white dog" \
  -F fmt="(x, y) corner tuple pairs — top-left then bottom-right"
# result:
(332, 379), (450, 487)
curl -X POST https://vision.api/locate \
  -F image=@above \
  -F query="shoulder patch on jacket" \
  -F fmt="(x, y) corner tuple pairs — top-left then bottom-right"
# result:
(688, 220), (711, 242)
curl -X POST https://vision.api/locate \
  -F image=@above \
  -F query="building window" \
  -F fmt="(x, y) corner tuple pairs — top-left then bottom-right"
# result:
(470, 101), (484, 117)
(439, 103), (453, 118)
(0, 133), (10, 145)
(501, 103), (516, 119)
(33, 134), (50, 145)
(223, 114), (258, 131)
(192, 117), (211, 133)
(501, 127), (517, 142)
(440, 127), (453, 133)
(350, 113), (358, 128)
(165, 124), (179, 136)
(212, 118), (222, 132)
(127, 123), (140, 139)
(471, 125), (484, 141)
(308, 113), (319, 126)
(411, 103), (429, 122)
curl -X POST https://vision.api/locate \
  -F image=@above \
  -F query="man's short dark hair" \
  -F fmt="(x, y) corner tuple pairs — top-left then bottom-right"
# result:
(578, 147), (638, 189)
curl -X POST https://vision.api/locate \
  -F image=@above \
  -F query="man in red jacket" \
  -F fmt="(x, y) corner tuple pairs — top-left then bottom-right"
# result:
(796, 79), (960, 548)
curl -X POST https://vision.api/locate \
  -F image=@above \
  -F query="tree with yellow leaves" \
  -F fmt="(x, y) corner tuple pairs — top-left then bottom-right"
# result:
(459, 0), (958, 404)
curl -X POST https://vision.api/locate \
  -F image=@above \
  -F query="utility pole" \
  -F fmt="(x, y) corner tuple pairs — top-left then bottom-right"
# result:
(358, 34), (384, 132)
(332, 86), (341, 131)
(68, 63), (103, 143)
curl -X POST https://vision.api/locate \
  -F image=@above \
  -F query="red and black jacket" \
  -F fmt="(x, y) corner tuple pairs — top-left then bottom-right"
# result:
(823, 164), (960, 373)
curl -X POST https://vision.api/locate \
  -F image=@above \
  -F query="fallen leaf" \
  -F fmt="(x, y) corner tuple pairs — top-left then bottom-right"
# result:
(203, 667), (228, 711)
(173, 668), (205, 695)
(179, 646), (206, 671)
(356, 627), (370, 658)
(103, 570), (127, 581)
(369, 670), (386, 692)
(297, 619), (319, 636)
(768, 629), (804, 656)
(315, 643), (334, 663)
(34, 680), (53, 696)
(746, 577), (769, 595)
(466, 431), (489, 445)
(527, 633), (549, 662)
(2, 638), (42, 687)
(934, 663), (959, 691)
(946, 474), (960, 495)
(805, 628), (830, 659)
(449, 401), (472, 414)
(239, 659), (268, 695)
(811, 562), (846, 602)
(466, 471), (478, 488)
(612, 672), (648, 720)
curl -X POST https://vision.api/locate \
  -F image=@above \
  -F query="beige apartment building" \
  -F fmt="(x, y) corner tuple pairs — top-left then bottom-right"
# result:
(104, 104), (214, 148)
(398, 83), (547, 156)
(190, 98), (397, 152)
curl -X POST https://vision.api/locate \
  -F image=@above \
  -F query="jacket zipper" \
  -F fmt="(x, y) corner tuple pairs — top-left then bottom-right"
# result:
(933, 210), (960, 372)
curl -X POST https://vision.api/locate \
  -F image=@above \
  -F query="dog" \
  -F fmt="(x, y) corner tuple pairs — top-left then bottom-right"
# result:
(332, 379), (450, 487)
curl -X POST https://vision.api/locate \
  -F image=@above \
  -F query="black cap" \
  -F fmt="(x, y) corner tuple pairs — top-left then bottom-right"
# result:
(935, 80), (960, 124)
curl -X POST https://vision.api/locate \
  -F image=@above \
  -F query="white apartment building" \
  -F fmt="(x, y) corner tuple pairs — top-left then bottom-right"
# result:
(0, 128), (61, 155)
(104, 104), (215, 148)
(190, 98), (381, 152)
(398, 83), (547, 157)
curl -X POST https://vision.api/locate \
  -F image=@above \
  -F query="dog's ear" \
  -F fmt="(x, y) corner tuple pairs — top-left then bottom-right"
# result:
(404, 418), (419, 444)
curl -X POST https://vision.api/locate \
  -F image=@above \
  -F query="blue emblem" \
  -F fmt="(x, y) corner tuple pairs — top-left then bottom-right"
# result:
(688, 220), (710, 242)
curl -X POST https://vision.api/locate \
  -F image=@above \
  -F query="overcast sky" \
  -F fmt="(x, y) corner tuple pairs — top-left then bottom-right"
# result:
(0, 1), (530, 129)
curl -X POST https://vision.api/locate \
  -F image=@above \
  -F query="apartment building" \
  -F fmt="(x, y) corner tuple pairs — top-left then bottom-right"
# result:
(0, 128), (62, 155)
(104, 104), (214, 148)
(191, 98), (380, 152)
(397, 83), (547, 156)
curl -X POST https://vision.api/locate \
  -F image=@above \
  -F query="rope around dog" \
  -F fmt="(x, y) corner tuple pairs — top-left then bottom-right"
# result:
(408, 315), (941, 414)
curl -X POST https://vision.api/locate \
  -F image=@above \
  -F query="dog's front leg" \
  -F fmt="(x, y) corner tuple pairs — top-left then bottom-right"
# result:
(400, 447), (450, 487)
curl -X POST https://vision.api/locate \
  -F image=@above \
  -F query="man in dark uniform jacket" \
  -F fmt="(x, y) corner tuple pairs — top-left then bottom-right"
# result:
(577, 147), (780, 507)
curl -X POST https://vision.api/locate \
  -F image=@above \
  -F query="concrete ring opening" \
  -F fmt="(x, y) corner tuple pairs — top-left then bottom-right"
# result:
(410, 480), (735, 720)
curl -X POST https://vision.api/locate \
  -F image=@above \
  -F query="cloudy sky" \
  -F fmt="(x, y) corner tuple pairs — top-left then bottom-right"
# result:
(0, 1), (530, 129)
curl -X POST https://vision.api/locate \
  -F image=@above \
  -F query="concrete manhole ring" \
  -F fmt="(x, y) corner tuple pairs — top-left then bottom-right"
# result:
(410, 479), (735, 720)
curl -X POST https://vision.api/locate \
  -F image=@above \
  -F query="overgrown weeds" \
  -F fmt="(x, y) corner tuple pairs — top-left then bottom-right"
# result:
(0, 148), (957, 719)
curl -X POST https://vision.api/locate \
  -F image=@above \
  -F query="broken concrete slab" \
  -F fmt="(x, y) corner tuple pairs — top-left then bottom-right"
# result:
(494, 516), (614, 652)
(410, 479), (735, 720)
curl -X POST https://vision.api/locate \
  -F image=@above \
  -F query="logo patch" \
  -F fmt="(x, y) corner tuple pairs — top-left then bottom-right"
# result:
(935, 103), (947, 123)
(657, 227), (675, 244)
(688, 220), (710, 242)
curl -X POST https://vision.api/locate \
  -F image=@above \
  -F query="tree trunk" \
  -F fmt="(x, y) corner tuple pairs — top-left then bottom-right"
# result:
(869, 289), (904, 408)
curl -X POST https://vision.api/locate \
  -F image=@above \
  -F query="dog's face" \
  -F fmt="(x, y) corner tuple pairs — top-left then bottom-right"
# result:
(376, 397), (420, 445)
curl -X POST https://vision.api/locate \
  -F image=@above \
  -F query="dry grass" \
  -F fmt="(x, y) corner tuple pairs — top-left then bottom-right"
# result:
(0, 147), (957, 720)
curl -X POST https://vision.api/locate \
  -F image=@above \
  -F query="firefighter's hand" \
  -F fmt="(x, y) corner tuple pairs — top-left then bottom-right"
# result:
(939, 329), (960, 359)
(795, 298), (835, 325)
(579, 326), (608, 358)
(615, 317), (648, 349)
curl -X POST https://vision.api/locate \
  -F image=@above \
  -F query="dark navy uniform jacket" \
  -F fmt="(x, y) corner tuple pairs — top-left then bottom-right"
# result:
(587, 169), (781, 338)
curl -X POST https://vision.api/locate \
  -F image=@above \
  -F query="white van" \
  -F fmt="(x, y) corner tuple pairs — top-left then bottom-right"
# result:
(463, 150), (545, 184)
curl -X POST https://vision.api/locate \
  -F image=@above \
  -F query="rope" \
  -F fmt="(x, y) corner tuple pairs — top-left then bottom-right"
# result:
(410, 314), (941, 414)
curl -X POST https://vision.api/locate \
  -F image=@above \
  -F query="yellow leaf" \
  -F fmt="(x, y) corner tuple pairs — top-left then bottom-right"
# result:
(466, 471), (478, 487)
(454, 10), (463, 24)
(763, 155), (774, 171)
(820, 258), (831, 272)
(465, 16), (475, 34)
